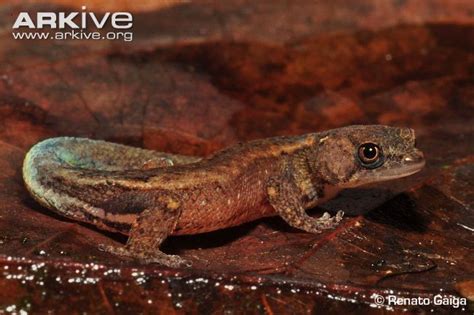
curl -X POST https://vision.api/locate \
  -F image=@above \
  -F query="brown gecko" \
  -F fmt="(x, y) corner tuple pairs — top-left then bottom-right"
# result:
(22, 125), (425, 267)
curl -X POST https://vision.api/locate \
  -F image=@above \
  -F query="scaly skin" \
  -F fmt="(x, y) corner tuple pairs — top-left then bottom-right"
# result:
(22, 125), (425, 267)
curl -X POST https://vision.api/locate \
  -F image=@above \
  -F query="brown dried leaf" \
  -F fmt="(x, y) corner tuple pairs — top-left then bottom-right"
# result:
(0, 1), (473, 314)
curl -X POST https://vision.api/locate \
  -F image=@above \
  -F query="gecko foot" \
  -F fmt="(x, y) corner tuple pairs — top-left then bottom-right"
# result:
(322, 210), (344, 227)
(306, 210), (344, 233)
(99, 244), (191, 268)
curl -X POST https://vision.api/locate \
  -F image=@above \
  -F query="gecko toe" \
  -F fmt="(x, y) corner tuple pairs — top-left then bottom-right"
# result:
(145, 254), (190, 268)
(321, 212), (331, 220)
(99, 244), (133, 258)
(335, 210), (345, 221)
(98, 244), (190, 268)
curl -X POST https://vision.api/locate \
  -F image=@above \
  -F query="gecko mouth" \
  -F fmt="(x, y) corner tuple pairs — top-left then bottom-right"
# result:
(346, 149), (425, 188)
(370, 159), (425, 181)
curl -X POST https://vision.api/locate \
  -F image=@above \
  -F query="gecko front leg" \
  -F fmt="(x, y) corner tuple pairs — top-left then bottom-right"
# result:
(266, 176), (344, 233)
(101, 194), (189, 268)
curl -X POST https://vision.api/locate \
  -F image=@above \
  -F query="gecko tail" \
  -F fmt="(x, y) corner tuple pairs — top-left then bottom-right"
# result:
(23, 137), (81, 215)
(22, 137), (140, 233)
(22, 137), (202, 234)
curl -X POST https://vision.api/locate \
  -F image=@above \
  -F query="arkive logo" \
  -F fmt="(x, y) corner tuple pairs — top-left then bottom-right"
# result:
(12, 6), (133, 29)
(11, 6), (133, 42)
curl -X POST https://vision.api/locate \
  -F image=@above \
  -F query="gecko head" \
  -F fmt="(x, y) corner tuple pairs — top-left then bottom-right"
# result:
(316, 125), (425, 188)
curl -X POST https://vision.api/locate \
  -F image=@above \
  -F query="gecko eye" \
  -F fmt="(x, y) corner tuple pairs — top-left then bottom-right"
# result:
(357, 143), (384, 168)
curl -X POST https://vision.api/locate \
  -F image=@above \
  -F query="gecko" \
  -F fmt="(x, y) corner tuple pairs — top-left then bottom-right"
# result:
(22, 125), (425, 267)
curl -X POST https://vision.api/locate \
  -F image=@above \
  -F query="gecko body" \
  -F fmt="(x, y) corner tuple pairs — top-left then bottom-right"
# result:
(23, 125), (425, 267)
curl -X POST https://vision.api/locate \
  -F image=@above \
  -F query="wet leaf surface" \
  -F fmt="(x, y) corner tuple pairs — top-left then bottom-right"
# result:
(0, 1), (473, 314)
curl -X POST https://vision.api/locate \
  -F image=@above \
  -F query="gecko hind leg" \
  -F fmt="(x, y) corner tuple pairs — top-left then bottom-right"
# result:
(267, 177), (344, 234)
(101, 196), (190, 268)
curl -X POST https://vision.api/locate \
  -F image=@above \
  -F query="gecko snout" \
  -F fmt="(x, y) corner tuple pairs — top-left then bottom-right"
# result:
(403, 149), (425, 166)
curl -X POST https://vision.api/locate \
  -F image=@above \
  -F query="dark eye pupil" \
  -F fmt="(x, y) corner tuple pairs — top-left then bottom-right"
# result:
(363, 145), (377, 159)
